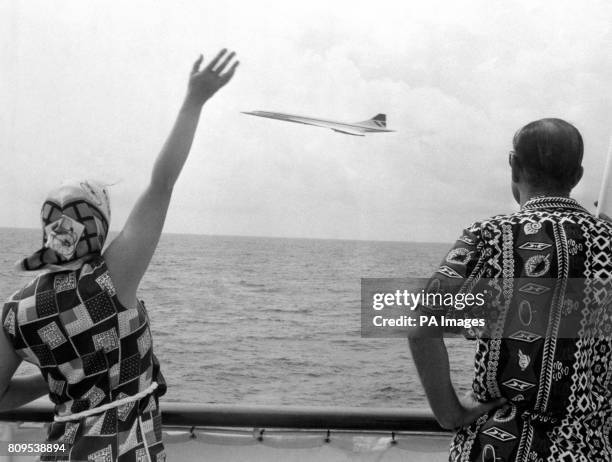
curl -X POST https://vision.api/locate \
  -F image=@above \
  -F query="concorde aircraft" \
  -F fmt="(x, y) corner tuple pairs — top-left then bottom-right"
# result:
(242, 111), (394, 136)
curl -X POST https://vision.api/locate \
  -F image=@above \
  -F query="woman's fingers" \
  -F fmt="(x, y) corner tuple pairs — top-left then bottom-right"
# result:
(214, 51), (236, 74)
(204, 48), (228, 72)
(191, 54), (203, 75)
(192, 49), (238, 81)
(220, 60), (239, 83)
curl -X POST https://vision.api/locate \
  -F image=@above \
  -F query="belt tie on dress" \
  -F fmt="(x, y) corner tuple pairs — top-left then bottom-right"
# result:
(54, 382), (159, 422)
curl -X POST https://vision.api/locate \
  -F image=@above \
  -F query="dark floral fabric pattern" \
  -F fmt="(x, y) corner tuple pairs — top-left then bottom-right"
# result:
(423, 197), (612, 462)
(2, 256), (167, 461)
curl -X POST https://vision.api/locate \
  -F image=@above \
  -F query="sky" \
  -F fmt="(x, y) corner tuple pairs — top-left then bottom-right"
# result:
(1, 0), (612, 242)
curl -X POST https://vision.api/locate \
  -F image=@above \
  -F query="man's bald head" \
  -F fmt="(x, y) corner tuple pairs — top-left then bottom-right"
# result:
(512, 118), (583, 191)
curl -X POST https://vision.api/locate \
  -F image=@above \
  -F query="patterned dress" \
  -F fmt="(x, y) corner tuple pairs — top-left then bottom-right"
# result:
(423, 197), (612, 461)
(2, 256), (167, 461)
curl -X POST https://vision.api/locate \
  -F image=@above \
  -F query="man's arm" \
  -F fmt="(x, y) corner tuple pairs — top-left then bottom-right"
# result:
(104, 49), (238, 309)
(408, 224), (505, 429)
(408, 326), (462, 429)
(408, 326), (504, 429)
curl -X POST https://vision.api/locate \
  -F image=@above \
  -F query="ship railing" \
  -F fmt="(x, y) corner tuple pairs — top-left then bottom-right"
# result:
(0, 402), (450, 433)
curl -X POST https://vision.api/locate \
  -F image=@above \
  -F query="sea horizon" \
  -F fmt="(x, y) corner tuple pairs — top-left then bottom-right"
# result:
(0, 226), (451, 246)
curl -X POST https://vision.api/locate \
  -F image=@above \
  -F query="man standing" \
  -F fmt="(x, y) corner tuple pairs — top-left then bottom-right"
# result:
(409, 118), (612, 461)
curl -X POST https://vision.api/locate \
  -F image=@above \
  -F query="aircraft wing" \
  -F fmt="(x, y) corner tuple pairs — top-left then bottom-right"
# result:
(330, 128), (365, 136)
(290, 117), (367, 135)
(267, 113), (368, 135)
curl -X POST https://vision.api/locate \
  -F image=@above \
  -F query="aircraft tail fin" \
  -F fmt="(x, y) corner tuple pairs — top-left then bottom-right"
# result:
(356, 114), (387, 128)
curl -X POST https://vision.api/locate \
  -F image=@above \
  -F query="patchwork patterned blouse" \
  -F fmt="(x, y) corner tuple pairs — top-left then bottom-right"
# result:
(2, 256), (167, 462)
(423, 197), (612, 462)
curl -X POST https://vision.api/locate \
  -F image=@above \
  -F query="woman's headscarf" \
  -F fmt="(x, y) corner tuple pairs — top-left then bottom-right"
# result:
(18, 179), (111, 271)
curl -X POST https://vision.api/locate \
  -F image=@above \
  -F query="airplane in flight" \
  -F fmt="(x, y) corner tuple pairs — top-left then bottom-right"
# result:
(242, 110), (394, 136)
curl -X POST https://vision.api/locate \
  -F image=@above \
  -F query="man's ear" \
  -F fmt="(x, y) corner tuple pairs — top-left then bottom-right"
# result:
(570, 166), (584, 189)
(510, 155), (521, 183)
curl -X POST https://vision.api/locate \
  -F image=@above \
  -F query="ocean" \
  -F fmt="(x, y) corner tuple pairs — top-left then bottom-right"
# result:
(0, 228), (475, 408)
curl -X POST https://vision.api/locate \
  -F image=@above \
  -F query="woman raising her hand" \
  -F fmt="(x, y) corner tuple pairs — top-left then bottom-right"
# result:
(0, 49), (238, 462)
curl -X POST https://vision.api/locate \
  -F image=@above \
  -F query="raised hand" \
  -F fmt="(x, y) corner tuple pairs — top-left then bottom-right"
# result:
(186, 49), (239, 106)
(104, 48), (239, 309)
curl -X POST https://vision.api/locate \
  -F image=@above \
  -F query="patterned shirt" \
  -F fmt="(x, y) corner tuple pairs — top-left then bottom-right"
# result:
(423, 196), (612, 462)
(2, 256), (167, 462)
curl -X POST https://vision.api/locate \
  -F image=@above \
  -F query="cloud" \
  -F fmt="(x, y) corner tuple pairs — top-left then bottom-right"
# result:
(2, 0), (612, 241)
